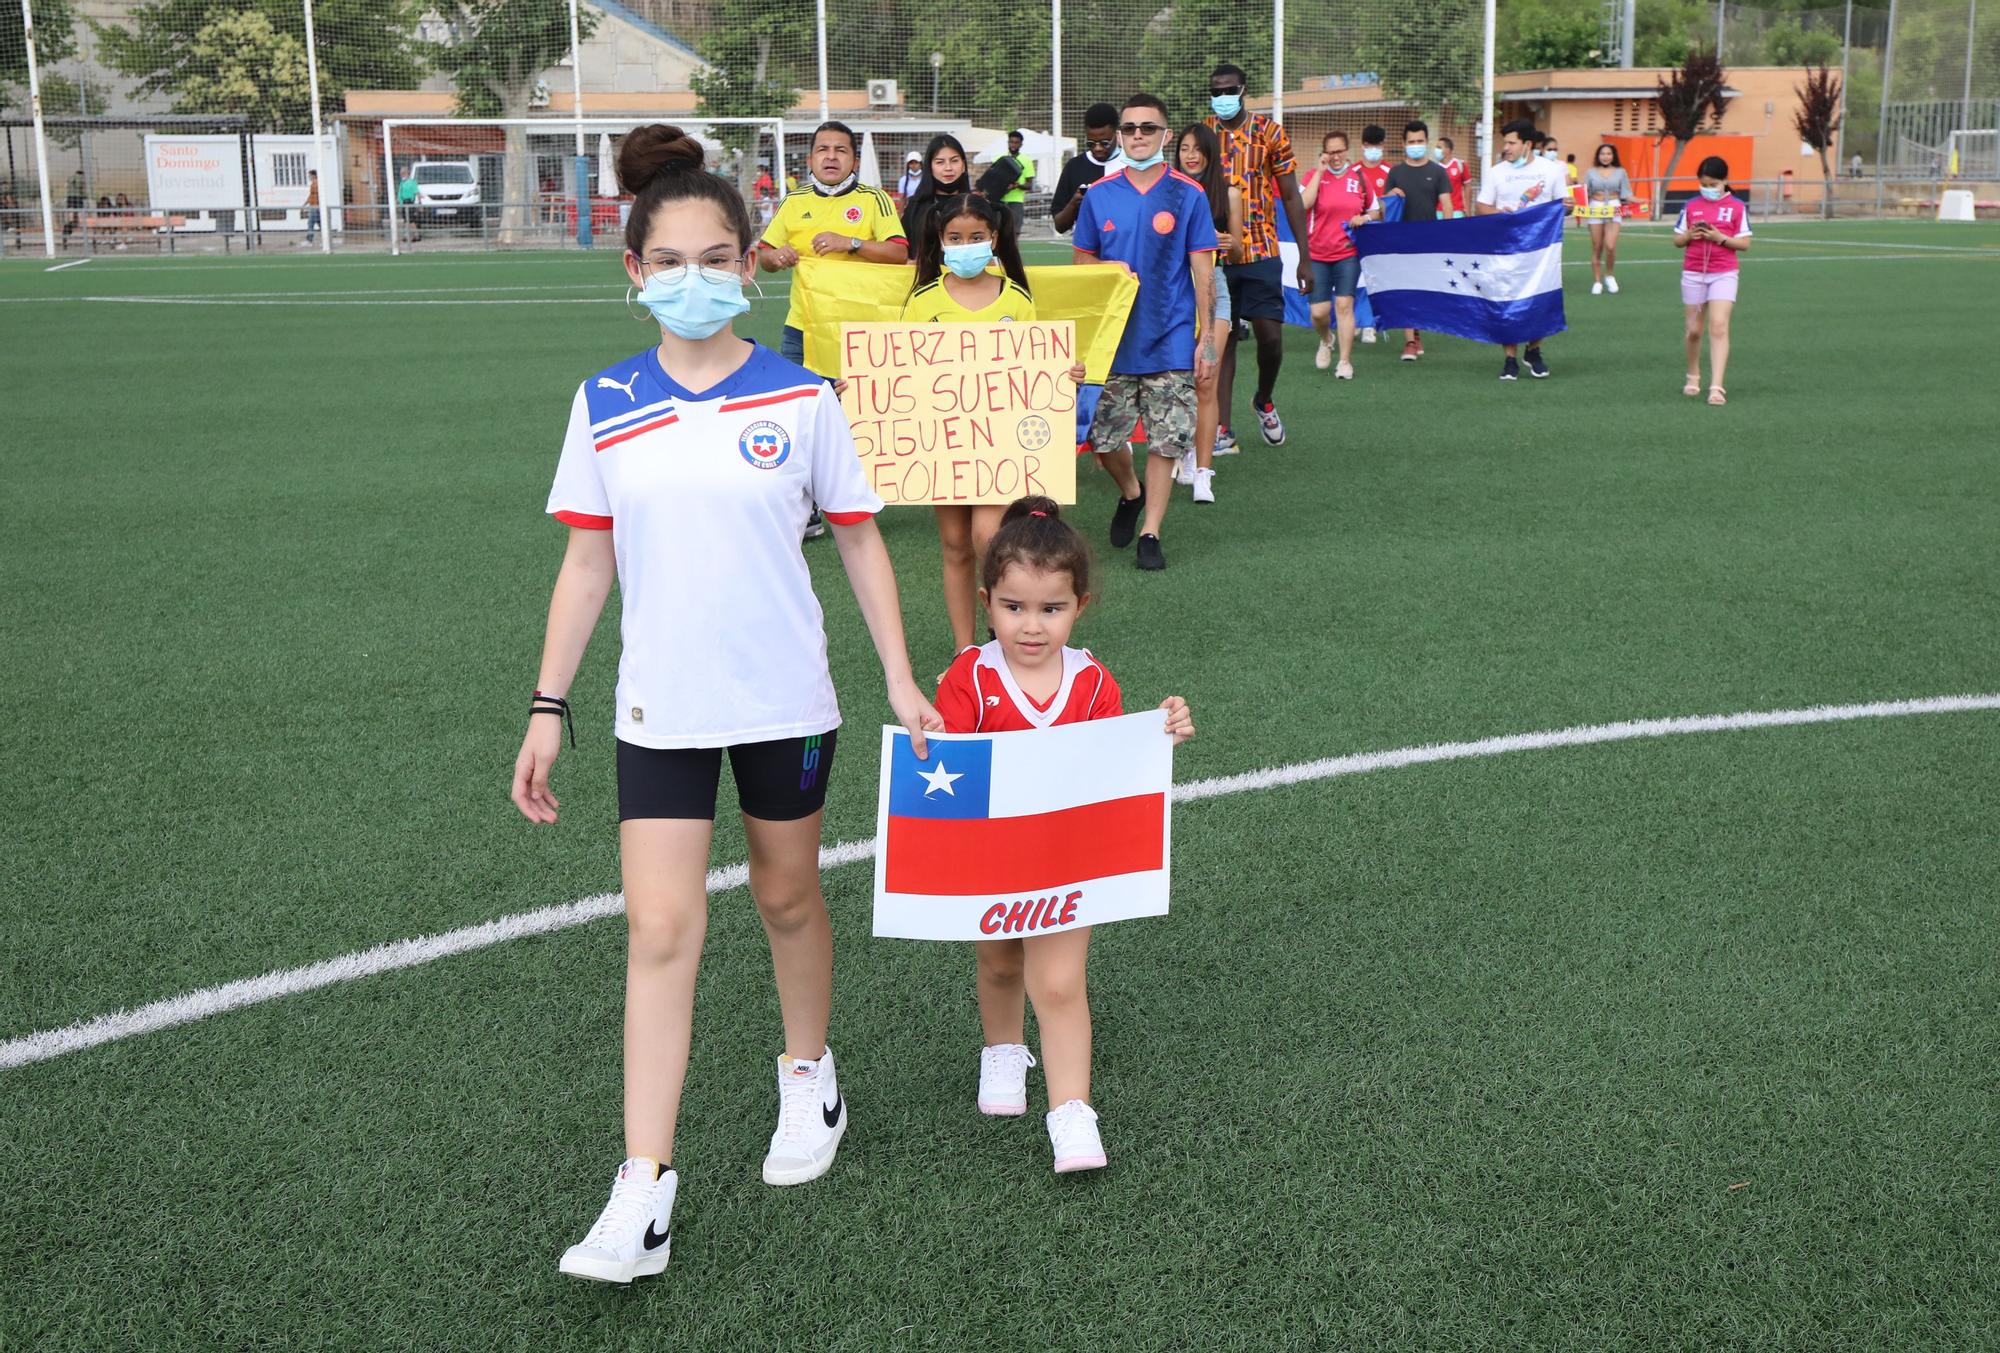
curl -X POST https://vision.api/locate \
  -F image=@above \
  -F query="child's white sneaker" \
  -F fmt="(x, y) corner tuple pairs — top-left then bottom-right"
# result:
(1591, 280), (1604, 295)
(558, 1158), (676, 1284)
(977, 1042), (1036, 1116)
(1173, 449), (1195, 485)
(763, 1046), (846, 1185)
(1605, 275), (1620, 294)
(1046, 1099), (1107, 1173)
(1191, 467), (1216, 504)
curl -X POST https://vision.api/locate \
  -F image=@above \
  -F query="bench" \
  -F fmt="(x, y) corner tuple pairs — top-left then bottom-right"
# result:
(78, 214), (188, 252)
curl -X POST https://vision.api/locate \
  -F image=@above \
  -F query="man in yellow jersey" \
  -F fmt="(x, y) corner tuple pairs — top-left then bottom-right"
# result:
(758, 121), (910, 374)
(1000, 129), (1034, 236)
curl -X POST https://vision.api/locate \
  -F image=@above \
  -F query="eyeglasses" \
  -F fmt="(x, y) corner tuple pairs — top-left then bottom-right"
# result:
(1087, 136), (1116, 149)
(638, 251), (746, 286)
(1118, 122), (1167, 137)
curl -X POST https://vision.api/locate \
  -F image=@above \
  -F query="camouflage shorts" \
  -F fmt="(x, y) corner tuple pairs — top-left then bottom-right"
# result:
(1087, 371), (1197, 459)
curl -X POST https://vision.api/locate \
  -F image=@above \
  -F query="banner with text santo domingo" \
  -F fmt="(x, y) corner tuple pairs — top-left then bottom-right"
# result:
(840, 321), (1078, 507)
(872, 712), (1173, 942)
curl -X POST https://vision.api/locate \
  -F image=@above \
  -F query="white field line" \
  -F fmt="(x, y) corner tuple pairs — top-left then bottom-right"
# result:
(44, 257), (92, 272)
(3, 692), (1995, 1073)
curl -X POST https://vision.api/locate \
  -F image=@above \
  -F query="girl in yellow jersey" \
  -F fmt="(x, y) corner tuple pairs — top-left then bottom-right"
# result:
(902, 192), (1082, 653)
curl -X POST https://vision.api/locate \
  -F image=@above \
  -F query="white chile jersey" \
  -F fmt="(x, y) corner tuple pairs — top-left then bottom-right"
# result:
(546, 342), (884, 749)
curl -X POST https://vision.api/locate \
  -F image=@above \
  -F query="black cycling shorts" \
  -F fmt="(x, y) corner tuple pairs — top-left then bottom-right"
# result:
(616, 731), (838, 822)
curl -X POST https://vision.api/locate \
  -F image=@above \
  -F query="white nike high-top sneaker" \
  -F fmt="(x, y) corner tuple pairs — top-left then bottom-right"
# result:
(763, 1046), (847, 1185)
(559, 1158), (677, 1284)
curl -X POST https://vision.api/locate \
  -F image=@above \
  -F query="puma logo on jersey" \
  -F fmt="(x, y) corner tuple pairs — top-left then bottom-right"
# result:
(596, 373), (640, 402)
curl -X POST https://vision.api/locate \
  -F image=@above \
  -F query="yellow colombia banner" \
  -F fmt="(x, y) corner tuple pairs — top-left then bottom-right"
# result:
(792, 259), (1139, 383)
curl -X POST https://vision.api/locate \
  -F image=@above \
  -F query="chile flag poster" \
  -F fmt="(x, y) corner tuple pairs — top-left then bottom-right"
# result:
(871, 712), (1174, 942)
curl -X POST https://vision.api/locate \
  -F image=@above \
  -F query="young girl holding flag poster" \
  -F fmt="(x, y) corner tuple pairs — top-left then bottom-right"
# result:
(931, 497), (1195, 1172)
(513, 124), (941, 1284)
(900, 191), (1086, 654)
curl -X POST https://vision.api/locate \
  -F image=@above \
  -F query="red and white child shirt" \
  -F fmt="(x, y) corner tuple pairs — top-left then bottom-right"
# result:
(933, 642), (1122, 734)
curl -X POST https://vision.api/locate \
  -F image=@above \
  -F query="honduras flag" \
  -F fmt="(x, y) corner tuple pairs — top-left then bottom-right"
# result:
(1355, 201), (1568, 346)
(872, 712), (1173, 941)
(1274, 198), (1399, 328)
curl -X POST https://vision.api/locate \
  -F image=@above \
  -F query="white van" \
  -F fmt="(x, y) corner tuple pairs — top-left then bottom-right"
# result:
(410, 161), (482, 225)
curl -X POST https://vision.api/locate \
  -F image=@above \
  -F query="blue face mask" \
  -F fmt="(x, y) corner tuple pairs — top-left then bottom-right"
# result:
(1362, 146), (1383, 164)
(1699, 184), (1727, 200)
(1405, 143), (1428, 160)
(636, 265), (750, 340)
(1124, 146), (1166, 170)
(942, 241), (994, 278)
(1432, 146), (1446, 160)
(1210, 93), (1243, 119)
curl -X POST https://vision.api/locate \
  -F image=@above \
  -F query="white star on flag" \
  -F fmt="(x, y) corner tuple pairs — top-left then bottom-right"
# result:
(918, 761), (963, 797)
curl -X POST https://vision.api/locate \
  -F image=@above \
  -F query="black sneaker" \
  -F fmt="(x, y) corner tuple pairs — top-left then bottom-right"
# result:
(1109, 491), (1144, 549)
(1499, 357), (1520, 382)
(1136, 534), (1165, 571)
(803, 510), (827, 540)
(1524, 347), (1550, 379)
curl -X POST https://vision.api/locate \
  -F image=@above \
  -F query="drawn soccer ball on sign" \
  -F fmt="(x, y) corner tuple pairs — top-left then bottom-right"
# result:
(1017, 415), (1053, 450)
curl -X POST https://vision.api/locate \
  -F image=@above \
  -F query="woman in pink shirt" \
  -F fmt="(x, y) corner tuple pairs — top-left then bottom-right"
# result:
(1301, 129), (1374, 380)
(1673, 156), (1752, 406)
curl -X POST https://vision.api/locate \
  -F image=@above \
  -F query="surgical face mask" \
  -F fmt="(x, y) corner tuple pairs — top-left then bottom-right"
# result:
(1210, 92), (1243, 119)
(1124, 146), (1166, 170)
(1699, 184), (1727, 200)
(1362, 146), (1383, 164)
(1432, 146), (1446, 160)
(810, 168), (857, 195)
(941, 241), (994, 278)
(1541, 150), (1558, 161)
(1405, 143), (1428, 160)
(636, 265), (750, 340)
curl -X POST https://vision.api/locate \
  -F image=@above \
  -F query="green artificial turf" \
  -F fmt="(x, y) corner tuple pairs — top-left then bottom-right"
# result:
(1, 221), (1996, 1349)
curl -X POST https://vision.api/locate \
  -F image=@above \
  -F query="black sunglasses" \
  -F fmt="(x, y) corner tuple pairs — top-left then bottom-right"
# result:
(1087, 135), (1116, 148)
(1119, 121), (1167, 136)
(1210, 83), (1245, 96)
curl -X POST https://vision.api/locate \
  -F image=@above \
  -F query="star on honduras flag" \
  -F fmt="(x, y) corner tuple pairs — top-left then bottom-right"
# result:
(872, 712), (1173, 941)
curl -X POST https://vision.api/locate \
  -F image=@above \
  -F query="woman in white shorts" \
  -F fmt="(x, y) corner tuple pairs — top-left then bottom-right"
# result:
(1583, 144), (1633, 294)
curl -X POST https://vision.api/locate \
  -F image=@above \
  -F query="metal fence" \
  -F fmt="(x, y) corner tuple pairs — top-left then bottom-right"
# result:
(3, 0), (1996, 257)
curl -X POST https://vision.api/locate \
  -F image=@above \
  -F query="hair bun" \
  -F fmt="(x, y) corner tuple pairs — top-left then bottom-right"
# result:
(617, 124), (706, 196)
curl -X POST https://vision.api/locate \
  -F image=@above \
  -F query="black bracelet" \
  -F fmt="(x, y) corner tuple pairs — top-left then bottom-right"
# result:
(530, 692), (576, 749)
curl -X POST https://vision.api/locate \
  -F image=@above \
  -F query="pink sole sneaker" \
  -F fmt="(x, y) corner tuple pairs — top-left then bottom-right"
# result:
(978, 1100), (1027, 1117)
(1054, 1152), (1107, 1174)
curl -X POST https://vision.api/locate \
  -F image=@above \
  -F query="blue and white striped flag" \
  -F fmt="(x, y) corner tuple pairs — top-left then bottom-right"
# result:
(1354, 202), (1567, 346)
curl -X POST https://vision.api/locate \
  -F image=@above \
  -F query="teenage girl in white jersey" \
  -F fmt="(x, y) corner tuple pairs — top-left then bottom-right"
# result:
(511, 124), (942, 1285)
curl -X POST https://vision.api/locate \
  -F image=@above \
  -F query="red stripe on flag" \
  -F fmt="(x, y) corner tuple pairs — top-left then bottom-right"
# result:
(594, 414), (679, 451)
(884, 793), (1164, 896)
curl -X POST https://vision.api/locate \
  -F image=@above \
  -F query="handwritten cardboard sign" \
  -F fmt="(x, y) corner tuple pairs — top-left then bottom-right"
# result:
(838, 321), (1078, 507)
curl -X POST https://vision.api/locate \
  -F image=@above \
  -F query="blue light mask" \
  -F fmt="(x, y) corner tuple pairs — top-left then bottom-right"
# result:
(1699, 184), (1727, 200)
(635, 263), (751, 340)
(1210, 93), (1243, 119)
(1362, 146), (1384, 164)
(1124, 146), (1166, 170)
(1405, 143), (1428, 160)
(942, 241), (994, 278)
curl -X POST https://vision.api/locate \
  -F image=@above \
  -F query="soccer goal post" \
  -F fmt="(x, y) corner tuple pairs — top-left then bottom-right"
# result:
(378, 117), (786, 256)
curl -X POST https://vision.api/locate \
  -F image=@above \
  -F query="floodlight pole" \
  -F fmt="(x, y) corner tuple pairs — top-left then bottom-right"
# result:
(568, 0), (591, 248)
(1273, 0), (1285, 123)
(1481, 0), (1497, 167)
(302, 0), (332, 254)
(815, 0), (830, 123)
(384, 122), (399, 256)
(1877, 0), (1898, 172)
(1962, 0), (1976, 137)
(1837, 0), (1853, 169)
(1051, 0), (1062, 150)
(19, 0), (57, 257)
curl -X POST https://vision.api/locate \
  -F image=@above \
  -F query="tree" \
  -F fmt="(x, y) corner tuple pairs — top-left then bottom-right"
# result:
(1760, 17), (1840, 68)
(1355, 0), (1483, 118)
(1, 0), (77, 113)
(176, 10), (312, 132)
(1652, 46), (1729, 217)
(1793, 61), (1840, 219)
(430, 0), (598, 241)
(1507, 11), (1606, 70)
(690, 0), (800, 202)
(36, 71), (114, 148)
(96, 0), (424, 122)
